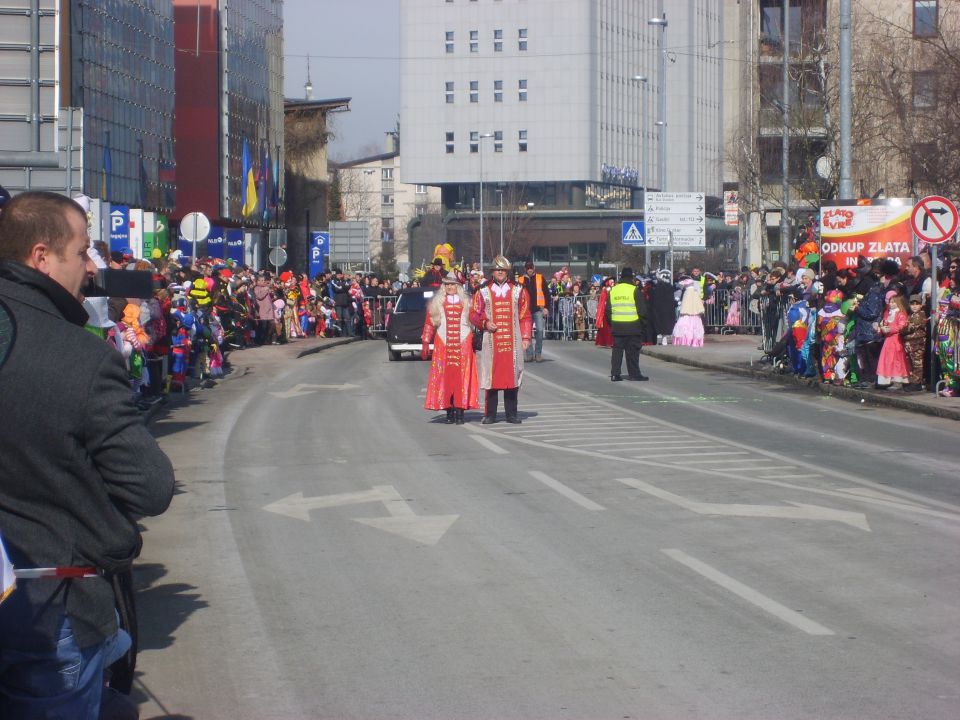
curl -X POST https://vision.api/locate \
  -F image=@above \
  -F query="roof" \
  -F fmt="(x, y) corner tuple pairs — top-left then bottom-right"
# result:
(333, 150), (400, 169)
(283, 97), (351, 114)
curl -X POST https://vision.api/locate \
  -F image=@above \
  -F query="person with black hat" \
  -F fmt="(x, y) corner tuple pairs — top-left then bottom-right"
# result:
(606, 266), (649, 381)
(470, 255), (532, 423)
(518, 260), (549, 361)
(424, 257), (446, 287)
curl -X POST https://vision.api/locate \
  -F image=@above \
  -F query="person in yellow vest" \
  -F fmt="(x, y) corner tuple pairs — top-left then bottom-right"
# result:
(519, 260), (549, 362)
(605, 266), (649, 381)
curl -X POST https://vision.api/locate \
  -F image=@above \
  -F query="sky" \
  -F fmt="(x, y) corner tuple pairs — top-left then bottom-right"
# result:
(283, 0), (401, 162)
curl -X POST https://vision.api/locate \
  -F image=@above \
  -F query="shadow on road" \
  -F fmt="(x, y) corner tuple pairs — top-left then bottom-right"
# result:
(133, 563), (208, 652)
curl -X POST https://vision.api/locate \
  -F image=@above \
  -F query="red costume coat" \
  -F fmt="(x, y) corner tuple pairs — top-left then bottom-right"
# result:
(470, 281), (532, 390)
(422, 295), (479, 410)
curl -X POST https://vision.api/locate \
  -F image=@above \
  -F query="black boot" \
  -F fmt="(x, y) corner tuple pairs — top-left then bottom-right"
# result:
(455, 408), (465, 425)
(445, 408), (455, 424)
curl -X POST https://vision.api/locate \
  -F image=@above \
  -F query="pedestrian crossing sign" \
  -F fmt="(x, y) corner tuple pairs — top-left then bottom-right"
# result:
(621, 220), (645, 246)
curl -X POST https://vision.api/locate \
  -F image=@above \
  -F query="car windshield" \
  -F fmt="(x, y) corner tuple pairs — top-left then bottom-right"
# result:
(395, 291), (433, 313)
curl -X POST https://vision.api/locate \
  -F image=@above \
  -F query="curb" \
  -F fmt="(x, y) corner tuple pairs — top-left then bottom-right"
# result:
(295, 336), (360, 358)
(642, 345), (960, 422)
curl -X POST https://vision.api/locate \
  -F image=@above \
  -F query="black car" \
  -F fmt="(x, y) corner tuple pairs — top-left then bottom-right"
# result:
(386, 287), (436, 360)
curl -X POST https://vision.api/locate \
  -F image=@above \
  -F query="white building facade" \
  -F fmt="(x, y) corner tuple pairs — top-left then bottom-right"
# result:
(400, 0), (725, 202)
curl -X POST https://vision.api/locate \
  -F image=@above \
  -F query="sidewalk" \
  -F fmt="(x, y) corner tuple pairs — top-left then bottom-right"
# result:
(641, 333), (960, 422)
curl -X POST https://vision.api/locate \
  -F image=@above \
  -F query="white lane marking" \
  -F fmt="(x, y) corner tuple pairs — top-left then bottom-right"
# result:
(661, 549), (835, 636)
(618, 477), (869, 531)
(529, 471), (605, 511)
(571, 442), (725, 450)
(755, 473), (822, 480)
(526, 368), (960, 515)
(672, 456), (768, 465)
(470, 434), (510, 455)
(633, 450), (747, 458)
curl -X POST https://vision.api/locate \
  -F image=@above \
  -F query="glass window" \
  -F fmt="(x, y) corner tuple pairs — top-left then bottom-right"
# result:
(416, 184), (428, 194)
(914, 0), (938, 37)
(912, 71), (936, 107)
(519, 142), (528, 152)
(382, 168), (393, 180)
(446, 131), (455, 142)
(470, 131), (479, 141)
(470, 29), (478, 52)
(519, 129), (527, 140)
(494, 130), (503, 141)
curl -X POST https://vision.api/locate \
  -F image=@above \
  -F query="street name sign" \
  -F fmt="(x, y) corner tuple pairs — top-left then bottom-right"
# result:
(910, 195), (958, 244)
(644, 191), (706, 248)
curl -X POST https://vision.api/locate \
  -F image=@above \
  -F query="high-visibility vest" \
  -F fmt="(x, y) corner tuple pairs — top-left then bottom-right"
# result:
(609, 283), (639, 323)
(520, 273), (545, 308)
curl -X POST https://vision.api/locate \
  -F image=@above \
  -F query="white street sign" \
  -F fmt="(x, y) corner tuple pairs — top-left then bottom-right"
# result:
(263, 485), (459, 545)
(644, 191), (706, 248)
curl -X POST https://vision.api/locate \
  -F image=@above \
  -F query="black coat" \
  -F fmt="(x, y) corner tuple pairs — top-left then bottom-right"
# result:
(0, 261), (174, 650)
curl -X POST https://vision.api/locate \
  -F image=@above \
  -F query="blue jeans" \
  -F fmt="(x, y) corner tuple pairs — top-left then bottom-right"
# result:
(339, 304), (355, 337)
(526, 310), (545, 360)
(0, 614), (130, 720)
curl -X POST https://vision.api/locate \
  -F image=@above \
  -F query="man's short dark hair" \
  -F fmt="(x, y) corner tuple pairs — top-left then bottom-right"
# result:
(0, 191), (87, 262)
(880, 259), (900, 278)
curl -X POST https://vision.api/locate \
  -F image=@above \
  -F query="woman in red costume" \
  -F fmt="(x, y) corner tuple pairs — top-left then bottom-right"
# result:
(421, 271), (479, 424)
(594, 277), (615, 348)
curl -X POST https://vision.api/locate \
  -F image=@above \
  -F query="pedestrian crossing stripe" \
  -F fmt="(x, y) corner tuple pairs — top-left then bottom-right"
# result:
(624, 223), (643, 242)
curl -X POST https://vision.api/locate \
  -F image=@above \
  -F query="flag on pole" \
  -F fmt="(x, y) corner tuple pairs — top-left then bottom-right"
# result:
(101, 131), (113, 201)
(257, 142), (269, 221)
(1, 534), (15, 605)
(241, 138), (258, 219)
(270, 149), (280, 213)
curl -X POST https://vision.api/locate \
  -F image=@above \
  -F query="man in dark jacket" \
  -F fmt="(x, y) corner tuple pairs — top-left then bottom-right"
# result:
(605, 266), (649, 381)
(0, 192), (175, 718)
(328, 268), (354, 336)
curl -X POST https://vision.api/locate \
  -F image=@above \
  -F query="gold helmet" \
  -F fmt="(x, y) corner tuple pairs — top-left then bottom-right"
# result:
(490, 255), (511, 271)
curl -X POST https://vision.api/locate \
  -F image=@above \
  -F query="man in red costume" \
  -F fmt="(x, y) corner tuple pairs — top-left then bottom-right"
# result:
(470, 255), (532, 424)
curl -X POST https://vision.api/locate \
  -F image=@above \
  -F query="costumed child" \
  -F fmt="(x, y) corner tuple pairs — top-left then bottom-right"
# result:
(672, 278), (705, 347)
(817, 289), (846, 384)
(593, 278), (615, 348)
(935, 289), (960, 397)
(421, 271), (479, 425)
(901, 294), (928, 392)
(784, 287), (811, 375)
(876, 290), (910, 389)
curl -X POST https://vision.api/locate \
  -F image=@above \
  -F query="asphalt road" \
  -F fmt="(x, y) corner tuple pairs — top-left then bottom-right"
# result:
(135, 339), (960, 719)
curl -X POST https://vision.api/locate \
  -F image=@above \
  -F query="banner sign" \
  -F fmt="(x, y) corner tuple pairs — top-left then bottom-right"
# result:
(819, 201), (914, 269)
(206, 226), (226, 259)
(226, 229), (244, 264)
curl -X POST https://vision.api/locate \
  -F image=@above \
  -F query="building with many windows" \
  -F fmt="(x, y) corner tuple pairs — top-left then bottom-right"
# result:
(732, 0), (960, 266)
(173, 0), (284, 264)
(400, 0), (726, 269)
(336, 133), (442, 274)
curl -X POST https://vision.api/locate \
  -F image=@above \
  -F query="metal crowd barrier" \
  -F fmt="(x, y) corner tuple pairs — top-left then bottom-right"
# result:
(364, 295), (397, 336)
(702, 288), (763, 335)
(544, 294), (598, 340)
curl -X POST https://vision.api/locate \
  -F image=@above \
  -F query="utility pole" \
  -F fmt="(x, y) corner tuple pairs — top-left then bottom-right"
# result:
(839, 0), (853, 199)
(780, 0), (791, 262)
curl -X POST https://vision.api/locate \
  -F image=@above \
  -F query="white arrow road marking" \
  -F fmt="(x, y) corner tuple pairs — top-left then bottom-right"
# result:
(269, 382), (360, 398)
(529, 471), (605, 511)
(662, 549), (835, 636)
(616, 477), (870, 531)
(264, 485), (459, 545)
(353, 486), (459, 546)
(469, 433), (510, 455)
(263, 487), (396, 522)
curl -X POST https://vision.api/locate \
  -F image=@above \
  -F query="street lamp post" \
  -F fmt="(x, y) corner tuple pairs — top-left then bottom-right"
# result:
(478, 133), (493, 270)
(496, 188), (505, 256)
(633, 74), (649, 270)
(648, 15), (668, 193)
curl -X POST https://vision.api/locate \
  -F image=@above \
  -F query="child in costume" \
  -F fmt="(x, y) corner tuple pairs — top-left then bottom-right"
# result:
(785, 288), (811, 375)
(876, 290), (910, 388)
(817, 290), (846, 384)
(672, 279), (705, 347)
(935, 289), (960, 396)
(901, 294), (928, 392)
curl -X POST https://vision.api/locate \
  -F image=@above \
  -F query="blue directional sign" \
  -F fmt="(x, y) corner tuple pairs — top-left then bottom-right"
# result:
(621, 220), (645, 246)
(309, 231), (329, 279)
(226, 229), (244, 264)
(109, 206), (130, 252)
